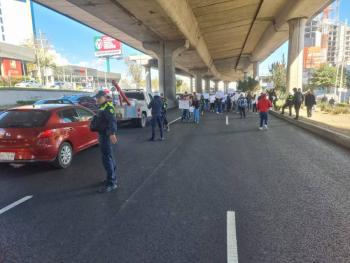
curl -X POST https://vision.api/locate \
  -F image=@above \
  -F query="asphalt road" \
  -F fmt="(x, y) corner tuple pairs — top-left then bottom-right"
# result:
(1, 110), (350, 263)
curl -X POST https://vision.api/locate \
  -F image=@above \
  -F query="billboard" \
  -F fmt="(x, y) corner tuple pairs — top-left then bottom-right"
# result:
(303, 47), (327, 69)
(1, 59), (23, 77)
(94, 36), (122, 57)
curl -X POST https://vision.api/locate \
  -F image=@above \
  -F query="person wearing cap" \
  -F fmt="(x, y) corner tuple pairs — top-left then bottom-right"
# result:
(148, 92), (164, 141)
(92, 90), (118, 193)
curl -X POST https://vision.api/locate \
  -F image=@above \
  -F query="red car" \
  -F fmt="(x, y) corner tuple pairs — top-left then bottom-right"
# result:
(0, 104), (98, 168)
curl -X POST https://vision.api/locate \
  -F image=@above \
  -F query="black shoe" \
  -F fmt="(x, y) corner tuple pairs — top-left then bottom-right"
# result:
(98, 184), (117, 193)
(148, 138), (155, 141)
(294, 117), (298, 120)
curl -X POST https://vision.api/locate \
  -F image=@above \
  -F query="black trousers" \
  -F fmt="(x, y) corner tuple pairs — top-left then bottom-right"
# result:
(306, 106), (312, 117)
(294, 104), (301, 119)
(239, 107), (246, 118)
(281, 103), (293, 116)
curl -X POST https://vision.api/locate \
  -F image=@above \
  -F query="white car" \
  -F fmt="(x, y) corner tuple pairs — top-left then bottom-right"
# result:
(15, 80), (42, 88)
(115, 89), (153, 128)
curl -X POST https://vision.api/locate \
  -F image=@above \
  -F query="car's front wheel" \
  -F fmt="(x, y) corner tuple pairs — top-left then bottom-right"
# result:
(53, 142), (73, 168)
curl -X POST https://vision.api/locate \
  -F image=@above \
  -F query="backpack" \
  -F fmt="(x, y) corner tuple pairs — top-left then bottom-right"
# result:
(238, 98), (247, 108)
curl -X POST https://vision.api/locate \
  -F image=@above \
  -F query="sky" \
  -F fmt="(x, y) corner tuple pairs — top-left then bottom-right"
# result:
(32, 0), (350, 79)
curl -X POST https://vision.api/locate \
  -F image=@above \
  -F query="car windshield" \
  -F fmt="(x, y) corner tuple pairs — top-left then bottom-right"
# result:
(0, 110), (51, 128)
(35, 100), (62, 104)
(125, 92), (145, 100)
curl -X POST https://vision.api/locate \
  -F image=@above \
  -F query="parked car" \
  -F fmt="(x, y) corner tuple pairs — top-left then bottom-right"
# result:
(34, 99), (74, 105)
(15, 80), (42, 88)
(0, 104), (98, 168)
(50, 82), (72, 89)
(62, 94), (98, 113)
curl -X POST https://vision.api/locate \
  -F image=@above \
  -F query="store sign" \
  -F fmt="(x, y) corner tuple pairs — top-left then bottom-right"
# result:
(1, 59), (23, 77)
(94, 36), (122, 57)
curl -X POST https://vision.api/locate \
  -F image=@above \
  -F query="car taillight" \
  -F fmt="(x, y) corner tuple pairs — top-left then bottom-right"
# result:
(38, 129), (55, 138)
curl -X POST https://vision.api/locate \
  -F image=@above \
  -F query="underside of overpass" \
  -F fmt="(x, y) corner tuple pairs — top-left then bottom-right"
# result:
(34, 0), (333, 102)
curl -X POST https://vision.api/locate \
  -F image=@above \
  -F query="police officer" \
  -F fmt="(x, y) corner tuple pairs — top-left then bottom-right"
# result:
(148, 92), (164, 141)
(92, 90), (118, 193)
(281, 92), (294, 116)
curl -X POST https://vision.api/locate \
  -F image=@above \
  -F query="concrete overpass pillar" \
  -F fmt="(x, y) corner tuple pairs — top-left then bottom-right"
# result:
(244, 72), (248, 80)
(194, 72), (203, 93)
(204, 78), (210, 93)
(144, 65), (152, 93)
(214, 80), (219, 92)
(224, 81), (229, 93)
(143, 40), (187, 106)
(287, 17), (307, 92)
(253, 62), (259, 80)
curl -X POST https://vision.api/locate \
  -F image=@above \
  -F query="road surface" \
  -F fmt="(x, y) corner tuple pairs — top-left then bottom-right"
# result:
(1, 111), (350, 263)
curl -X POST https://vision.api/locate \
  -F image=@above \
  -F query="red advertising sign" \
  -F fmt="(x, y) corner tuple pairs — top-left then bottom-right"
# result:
(94, 36), (122, 57)
(1, 59), (23, 77)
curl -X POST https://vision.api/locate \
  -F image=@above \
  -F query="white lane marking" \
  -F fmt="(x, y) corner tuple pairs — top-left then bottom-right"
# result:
(226, 115), (229, 125)
(0, 195), (33, 215)
(227, 211), (239, 263)
(168, 116), (181, 125)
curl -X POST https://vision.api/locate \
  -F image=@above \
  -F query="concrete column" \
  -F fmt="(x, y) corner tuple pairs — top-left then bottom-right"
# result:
(287, 17), (307, 92)
(214, 80), (219, 92)
(190, 76), (194, 93)
(143, 40), (187, 106)
(204, 78), (210, 93)
(224, 81), (229, 93)
(194, 72), (203, 93)
(244, 72), (248, 80)
(144, 65), (152, 93)
(253, 62), (259, 80)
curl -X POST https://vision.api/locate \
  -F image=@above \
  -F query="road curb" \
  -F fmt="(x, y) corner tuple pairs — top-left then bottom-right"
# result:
(270, 110), (350, 151)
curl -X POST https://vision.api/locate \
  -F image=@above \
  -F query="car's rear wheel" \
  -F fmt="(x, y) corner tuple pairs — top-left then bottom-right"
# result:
(135, 112), (147, 128)
(53, 142), (73, 169)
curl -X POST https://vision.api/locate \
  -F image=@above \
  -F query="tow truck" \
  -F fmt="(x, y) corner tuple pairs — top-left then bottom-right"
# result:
(111, 80), (152, 128)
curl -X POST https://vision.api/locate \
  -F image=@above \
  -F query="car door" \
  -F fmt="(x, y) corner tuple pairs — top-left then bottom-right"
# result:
(57, 108), (85, 152)
(75, 107), (98, 148)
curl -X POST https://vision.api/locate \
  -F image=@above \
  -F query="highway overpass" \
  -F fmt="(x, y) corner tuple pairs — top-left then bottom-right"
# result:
(34, 0), (333, 103)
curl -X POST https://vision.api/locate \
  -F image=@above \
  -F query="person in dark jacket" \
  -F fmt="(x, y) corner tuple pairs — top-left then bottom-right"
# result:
(293, 87), (303, 120)
(281, 93), (294, 116)
(93, 90), (118, 193)
(148, 92), (164, 141)
(304, 90), (316, 117)
(161, 95), (169, 132)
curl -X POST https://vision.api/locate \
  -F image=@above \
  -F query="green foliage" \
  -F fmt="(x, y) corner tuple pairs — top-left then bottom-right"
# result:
(310, 64), (336, 93)
(127, 62), (143, 88)
(319, 102), (350, 115)
(237, 77), (259, 93)
(268, 55), (287, 94)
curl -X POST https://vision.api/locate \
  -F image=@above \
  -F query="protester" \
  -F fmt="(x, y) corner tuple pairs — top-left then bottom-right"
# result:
(200, 95), (206, 116)
(321, 96), (328, 103)
(252, 94), (257, 113)
(210, 95), (215, 112)
(257, 92), (272, 130)
(329, 97), (335, 107)
(237, 93), (248, 119)
(293, 87), (303, 120)
(148, 92), (164, 141)
(304, 90), (316, 118)
(246, 92), (253, 111)
(161, 96), (170, 131)
(181, 92), (190, 122)
(281, 92), (294, 116)
(226, 94), (232, 112)
(215, 97), (222, 114)
(192, 94), (200, 124)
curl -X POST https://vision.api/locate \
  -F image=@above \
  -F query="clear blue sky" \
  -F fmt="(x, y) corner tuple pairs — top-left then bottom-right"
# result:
(32, 0), (350, 78)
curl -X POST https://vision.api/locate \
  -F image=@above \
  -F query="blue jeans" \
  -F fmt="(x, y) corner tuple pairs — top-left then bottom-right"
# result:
(98, 133), (117, 186)
(151, 116), (163, 139)
(259, 112), (268, 127)
(193, 108), (200, 123)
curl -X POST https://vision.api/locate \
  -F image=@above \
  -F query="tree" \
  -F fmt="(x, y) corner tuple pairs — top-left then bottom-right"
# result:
(237, 77), (259, 93)
(268, 55), (287, 94)
(127, 62), (143, 88)
(310, 64), (336, 94)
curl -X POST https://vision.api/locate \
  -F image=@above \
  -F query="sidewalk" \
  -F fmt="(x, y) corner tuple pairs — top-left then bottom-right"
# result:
(292, 107), (350, 137)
